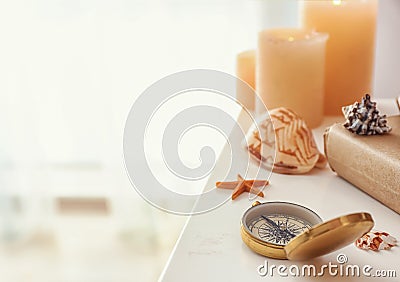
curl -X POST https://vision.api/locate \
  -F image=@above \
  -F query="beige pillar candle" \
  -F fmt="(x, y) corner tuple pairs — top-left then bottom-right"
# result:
(303, 0), (378, 115)
(257, 29), (329, 128)
(236, 50), (256, 111)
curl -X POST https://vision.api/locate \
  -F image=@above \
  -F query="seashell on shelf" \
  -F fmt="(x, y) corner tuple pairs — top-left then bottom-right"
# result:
(355, 231), (397, 251)
(245, 107), (326, 174)
(342, 94), (391, 135)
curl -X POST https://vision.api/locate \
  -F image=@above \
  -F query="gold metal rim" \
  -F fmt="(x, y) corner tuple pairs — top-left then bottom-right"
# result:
(240, 224), (287, 259)
(285, 212), (374, 261)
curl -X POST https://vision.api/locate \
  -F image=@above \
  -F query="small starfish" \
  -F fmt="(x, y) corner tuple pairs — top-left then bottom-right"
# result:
(216, 174), (269, 200)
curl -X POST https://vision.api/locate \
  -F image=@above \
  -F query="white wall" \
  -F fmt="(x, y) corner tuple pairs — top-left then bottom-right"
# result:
(374, 0), (400, 98)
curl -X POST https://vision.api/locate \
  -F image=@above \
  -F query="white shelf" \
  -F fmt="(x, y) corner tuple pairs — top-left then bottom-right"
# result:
(160, 99), (400, 281)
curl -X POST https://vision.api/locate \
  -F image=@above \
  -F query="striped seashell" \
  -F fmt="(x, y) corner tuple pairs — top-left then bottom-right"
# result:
(246, 107), (326, 174)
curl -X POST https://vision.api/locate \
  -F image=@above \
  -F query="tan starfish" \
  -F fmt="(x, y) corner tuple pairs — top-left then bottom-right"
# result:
(216, 174), (269, 200)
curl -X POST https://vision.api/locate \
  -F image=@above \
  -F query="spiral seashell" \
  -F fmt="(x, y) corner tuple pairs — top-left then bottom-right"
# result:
(246, 107), (326, 174)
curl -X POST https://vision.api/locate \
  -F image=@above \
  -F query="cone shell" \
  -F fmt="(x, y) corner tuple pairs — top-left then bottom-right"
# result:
(246, 107), (326, 174)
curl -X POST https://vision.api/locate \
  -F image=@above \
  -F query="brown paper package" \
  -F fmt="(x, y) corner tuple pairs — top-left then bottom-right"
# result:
(324, 115), (400, 214)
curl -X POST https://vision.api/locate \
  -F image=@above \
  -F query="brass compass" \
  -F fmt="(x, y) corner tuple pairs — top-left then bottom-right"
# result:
(241, 201), (374, 260)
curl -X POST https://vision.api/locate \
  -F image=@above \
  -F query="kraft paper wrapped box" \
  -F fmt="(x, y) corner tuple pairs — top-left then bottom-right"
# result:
(324, 115), (400, 214)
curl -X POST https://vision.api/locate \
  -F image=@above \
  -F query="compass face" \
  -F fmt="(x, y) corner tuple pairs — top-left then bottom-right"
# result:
(248, 213), (312, 246)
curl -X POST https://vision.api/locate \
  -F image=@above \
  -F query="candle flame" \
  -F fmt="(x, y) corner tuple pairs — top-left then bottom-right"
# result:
(332, 0), (342, 5)
(288, 36), (294, 42)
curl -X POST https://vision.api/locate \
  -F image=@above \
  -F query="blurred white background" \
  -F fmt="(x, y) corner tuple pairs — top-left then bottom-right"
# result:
(0, 0), (399, 281)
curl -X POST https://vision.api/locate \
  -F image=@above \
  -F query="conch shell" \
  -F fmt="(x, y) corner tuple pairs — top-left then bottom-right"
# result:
(246, 107), (326, 174)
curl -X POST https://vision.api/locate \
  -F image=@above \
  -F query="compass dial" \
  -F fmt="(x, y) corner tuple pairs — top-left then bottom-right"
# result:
(241, 202), (323, 258)
(248, 213), (312, 246)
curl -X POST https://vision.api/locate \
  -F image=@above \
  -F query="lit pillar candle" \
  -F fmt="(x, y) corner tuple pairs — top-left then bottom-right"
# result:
(303, 0), (378, 115)
(236, 50), (256, 111)
(257, 29), (329, 128)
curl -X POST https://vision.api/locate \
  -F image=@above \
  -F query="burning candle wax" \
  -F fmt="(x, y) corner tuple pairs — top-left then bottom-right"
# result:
(236, 50), (256, 111)
(303, 0), (378, 115)
(257, 29), (328, 128)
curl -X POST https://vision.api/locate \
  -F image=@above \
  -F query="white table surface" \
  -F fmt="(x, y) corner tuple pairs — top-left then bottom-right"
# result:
(160, 99), (400, 282)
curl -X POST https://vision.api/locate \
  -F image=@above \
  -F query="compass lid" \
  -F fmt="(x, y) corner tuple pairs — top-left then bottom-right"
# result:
(284, 212), (374, 260)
